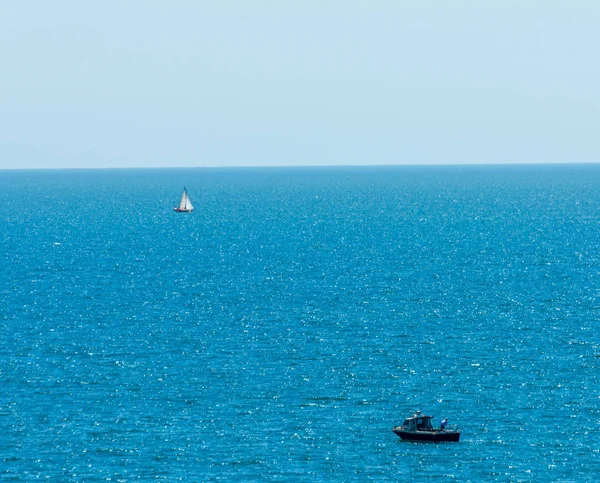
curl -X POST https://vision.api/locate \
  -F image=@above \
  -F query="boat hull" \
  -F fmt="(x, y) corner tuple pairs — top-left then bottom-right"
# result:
(392, 428), (460, 443)
(174, 208), (193, 213)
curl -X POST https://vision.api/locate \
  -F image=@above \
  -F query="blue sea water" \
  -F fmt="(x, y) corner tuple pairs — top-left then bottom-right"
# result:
(1, 165), (599, 481)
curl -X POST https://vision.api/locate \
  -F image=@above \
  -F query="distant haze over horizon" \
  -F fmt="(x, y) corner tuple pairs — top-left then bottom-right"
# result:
(1, 1), (598, 170)
(2, 161), (599, 172)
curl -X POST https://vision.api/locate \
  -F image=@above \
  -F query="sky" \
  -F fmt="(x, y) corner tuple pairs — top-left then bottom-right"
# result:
(0, 0), (598, 169)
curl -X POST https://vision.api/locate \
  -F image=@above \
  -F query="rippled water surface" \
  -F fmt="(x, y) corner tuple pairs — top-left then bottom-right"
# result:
(1, 165), (599, 481)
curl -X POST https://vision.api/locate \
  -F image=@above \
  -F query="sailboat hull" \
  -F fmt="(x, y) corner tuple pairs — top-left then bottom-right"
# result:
(174, 207), (193, 213)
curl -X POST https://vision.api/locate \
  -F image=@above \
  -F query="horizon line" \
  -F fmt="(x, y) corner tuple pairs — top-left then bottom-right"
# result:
(1, 161), (599, 172)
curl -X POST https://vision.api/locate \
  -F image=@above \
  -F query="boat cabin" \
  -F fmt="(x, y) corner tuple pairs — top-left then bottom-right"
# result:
(400, 412), (435, 432)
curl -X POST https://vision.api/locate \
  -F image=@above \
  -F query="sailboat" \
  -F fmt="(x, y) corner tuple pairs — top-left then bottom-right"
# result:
(174, 187), (194, 212)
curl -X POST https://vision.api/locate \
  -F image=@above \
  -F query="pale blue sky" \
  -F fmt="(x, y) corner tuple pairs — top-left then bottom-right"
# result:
(1, 0), (598, 169)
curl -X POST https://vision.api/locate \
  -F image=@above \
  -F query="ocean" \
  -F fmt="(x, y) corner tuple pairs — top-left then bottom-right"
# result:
(1, 165), (599, 481)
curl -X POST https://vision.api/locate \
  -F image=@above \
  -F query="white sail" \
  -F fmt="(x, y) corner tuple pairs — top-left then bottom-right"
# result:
(178, 188), (194, 211)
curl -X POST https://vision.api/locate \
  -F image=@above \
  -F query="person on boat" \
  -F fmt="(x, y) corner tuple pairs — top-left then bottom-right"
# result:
(440, 418), (448, 431)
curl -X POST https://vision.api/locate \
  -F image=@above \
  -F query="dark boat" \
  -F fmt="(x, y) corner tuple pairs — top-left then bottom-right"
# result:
(392, 411), (460, 442)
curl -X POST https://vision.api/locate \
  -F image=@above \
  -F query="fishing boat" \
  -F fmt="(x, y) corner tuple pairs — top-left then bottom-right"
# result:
(392, 411), (460, 442)
(174, 187), (194, 213)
